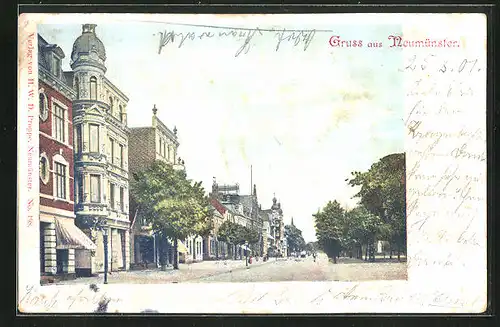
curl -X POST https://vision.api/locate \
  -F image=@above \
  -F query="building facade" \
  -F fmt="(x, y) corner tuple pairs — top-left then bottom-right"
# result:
(260, 210), (274, 258)
(70, 24), (130, 275)
(128, 105), (186, 268)
(38, 34), (96, 278)
(269, 196), (286, 256)
(203, 196), (229, 260)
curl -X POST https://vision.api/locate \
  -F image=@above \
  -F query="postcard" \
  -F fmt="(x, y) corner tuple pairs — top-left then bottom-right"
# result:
(17, 13), (487, 313)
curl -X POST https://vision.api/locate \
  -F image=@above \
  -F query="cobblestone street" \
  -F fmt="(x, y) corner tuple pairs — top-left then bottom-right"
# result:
(51, 253), (407, 285)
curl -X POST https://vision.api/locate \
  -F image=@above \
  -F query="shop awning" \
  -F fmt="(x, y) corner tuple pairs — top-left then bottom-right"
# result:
(267, 234), (275, 240)
(177, 240), (188, 253)
(55, 219), (97, 250)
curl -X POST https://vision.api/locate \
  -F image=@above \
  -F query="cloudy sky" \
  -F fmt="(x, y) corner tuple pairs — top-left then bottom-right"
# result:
(38, 15), (404, 242)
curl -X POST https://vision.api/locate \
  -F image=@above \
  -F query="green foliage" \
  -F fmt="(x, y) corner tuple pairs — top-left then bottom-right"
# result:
(284, 224), (306, 252)
(130, 160), (212, 240)
(218, 220), (259, 245)
(313, 153), (406, 260)
(313, 200), (345, 259)
(347, 153), (406, 250)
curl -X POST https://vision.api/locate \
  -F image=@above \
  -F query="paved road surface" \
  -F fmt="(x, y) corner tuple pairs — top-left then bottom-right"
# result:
(52, 253), (406, 285)
(193, 253), (406, 283)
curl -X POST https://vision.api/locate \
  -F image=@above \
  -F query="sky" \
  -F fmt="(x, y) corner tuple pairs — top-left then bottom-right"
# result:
(38, 17), (404, 242)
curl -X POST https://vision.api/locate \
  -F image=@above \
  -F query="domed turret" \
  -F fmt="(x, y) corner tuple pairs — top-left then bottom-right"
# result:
(70, 24), (106, 70)
(271, 194), (279, 210)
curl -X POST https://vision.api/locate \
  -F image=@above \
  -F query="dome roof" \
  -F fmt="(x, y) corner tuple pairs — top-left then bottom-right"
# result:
(71, 24), (106, 63)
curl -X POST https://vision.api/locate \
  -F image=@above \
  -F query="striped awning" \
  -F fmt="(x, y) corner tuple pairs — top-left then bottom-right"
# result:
(55, 219), (97, 250)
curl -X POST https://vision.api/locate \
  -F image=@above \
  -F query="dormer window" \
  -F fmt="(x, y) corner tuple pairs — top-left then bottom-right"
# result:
(52, 55), (61, 77)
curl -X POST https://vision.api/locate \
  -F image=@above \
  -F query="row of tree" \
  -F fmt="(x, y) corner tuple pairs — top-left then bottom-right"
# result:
(130, 160), (213, 269)
(284, 223), (306, 254)
(313, 153), (406, 263)
(217, 220), (260, 259)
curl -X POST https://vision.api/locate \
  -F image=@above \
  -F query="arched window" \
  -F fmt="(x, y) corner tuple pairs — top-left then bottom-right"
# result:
(109, 97), (114, 115)
(89, 76), (97, 100)
(74, 77), (80, 98)
(39, 93), (48, 121)
(39, 153), (50, 185)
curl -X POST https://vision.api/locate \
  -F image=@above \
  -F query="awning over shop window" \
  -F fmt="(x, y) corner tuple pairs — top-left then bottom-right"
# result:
(177, 240), (188, 253)
(55, 219), (97, 250)
(267, 234), (275, 240)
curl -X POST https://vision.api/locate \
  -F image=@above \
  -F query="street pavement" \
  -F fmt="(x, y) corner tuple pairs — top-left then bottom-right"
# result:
(51, 253), (407, 285)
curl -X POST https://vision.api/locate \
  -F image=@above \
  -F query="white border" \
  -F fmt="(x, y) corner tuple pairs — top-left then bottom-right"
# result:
(17, 13), (487, 314)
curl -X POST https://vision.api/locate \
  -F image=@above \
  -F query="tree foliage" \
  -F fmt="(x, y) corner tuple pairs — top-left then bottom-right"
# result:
(130, 160), (212, 268)
(284, 224), (306, 253)
(347, 153), (406, 251)
(313, 153), (406, 262)
(218, 220), (259, 245)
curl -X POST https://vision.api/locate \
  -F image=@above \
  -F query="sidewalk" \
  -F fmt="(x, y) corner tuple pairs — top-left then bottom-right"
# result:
(51, 257), (273, 285)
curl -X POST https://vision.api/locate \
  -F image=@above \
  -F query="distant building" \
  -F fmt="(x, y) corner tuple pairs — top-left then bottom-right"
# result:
(268, 196), (285, 256)
(70, 24), (131, 275)
(128, 105), (187, 268)
(203, 195), (229, 260)
(260, 210), (274, 257)
(210, 180), (264, 257)
(38, 34), (96, 278)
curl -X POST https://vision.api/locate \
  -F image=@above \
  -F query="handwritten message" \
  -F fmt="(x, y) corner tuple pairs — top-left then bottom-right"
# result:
(403, 48), (486, 277)
(158, 26), (319, 57)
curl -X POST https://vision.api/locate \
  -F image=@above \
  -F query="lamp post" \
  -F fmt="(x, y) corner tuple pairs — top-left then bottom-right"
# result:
(245, 242), (249, 267)
(102, 227), (109, 284)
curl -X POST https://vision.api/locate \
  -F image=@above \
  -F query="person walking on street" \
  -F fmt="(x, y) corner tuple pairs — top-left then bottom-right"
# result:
(313, 252), (317, 262)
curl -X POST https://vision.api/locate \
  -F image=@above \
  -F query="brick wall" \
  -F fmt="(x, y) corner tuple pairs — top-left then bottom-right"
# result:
(128, 127), (155, 224)
(128, 127), (155, 175)
(39, 80), (74, 212)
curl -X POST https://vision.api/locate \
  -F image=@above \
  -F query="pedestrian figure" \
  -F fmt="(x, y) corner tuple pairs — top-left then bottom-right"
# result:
(313, 252), (316, 262)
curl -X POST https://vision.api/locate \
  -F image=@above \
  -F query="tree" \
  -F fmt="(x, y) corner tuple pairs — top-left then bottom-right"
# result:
(130, 160), (212, 269)
(313, 200), (346, 263)
(284, 224), (306, 254)
(344, 206), (390, 261)
(218, 221), (260, 259)
(347, 153), (406, 260)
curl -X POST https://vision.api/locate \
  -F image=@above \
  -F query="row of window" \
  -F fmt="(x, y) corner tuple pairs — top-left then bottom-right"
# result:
(41, 153), (127, 211)
(40, 155), (67, 200)
(75, 77), (126, 123)
(82, 174), (126, 210)
(74, 123), (126, 167)
(158, 137), (176, 161)
(186, 239), (202, 257)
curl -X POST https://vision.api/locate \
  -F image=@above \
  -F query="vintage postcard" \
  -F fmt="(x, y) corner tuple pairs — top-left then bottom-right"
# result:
(17, 13), (487, 313)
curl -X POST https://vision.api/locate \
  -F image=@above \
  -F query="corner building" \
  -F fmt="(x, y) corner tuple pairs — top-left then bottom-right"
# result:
(38, 35), (96, 278)
(70, 24), (131, 275)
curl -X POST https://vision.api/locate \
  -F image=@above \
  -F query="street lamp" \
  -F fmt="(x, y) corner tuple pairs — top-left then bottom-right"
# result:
(245, 242), (249, 267)
(102, 227), (109, 284)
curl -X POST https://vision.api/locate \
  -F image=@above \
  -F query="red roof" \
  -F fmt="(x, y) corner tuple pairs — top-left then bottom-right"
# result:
(210, 198), (226, 215)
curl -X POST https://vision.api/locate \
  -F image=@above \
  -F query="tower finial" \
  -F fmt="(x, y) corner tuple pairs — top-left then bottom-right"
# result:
(152, 104), (158, 115)
(174, 126), (178, 135)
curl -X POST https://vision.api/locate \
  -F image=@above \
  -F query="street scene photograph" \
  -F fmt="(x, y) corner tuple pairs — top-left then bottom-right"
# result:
(36, 21), (407, 286)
